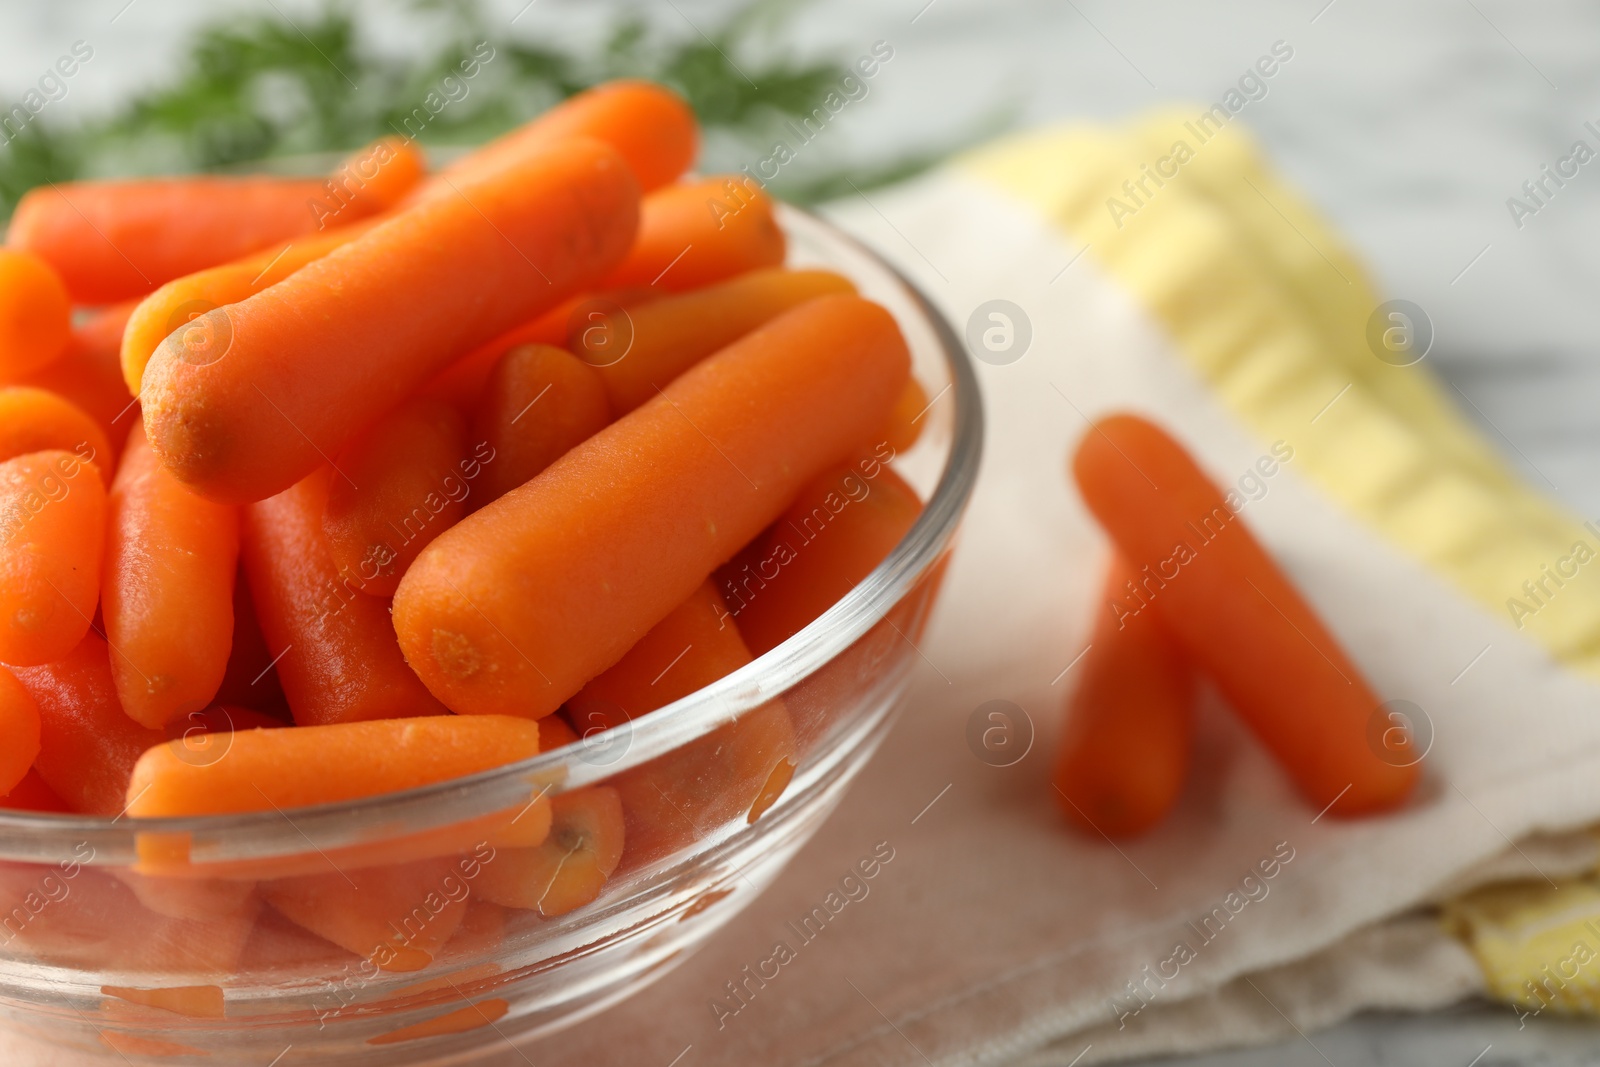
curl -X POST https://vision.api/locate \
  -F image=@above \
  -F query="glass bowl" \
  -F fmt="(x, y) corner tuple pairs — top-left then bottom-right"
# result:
(0, 204), (982, 1065)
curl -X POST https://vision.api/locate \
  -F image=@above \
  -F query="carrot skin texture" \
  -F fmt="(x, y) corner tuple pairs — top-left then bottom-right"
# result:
(0, 387), (114, 478)
(103, 425), (239, 729)
(241, 469), (448, 726)
(472, 345), (610, 505)
(0, 449), (107, 666)
(323, 399), (469, 597)
(428, 79), (697, 196)
(0, 249), (71, 376)
(581, 268), (856, 414)
(603, 177), (785, 292)
(726, 454), (923, 656)
(1053, 556), (1196, 838)
(12, 633), (166, 815)
(125, 715), (541, 816)
(394, 294), (911, 719)
(0, 668), (42, 794)
(1071, 413), (1417, 816)
(142, 139), (641, 504)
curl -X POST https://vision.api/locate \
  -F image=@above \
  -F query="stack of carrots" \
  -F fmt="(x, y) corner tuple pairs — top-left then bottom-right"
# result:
(0, 79), (930, 977)
(1055, 414), (1419, 837)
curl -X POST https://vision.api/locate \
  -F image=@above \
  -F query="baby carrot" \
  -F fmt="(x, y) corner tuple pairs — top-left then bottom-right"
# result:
(429, 79), (697, 196)
(724, 454), (922, 656)
(393, 293), (910, 718)
(579, 268), (856, 414)
(0, 768), (69, 813)
(8, 138), (424, 305)
(0, 387), (113, 477)
(603, 176), (785, 292)
(12, 633), (166, 815)
(143, 138), (640, 504)
(0, 449), (107, 666)
(1053, 556), (1196, 838)
(125, 714), (542, 816)
(120, 218), (383, 396)
(0, 249), (71, 376)
(211, 567), (290, 717)
(475, 788), (625, 917)
(472, 345), (609, 505)
(567, 580), (797, 862)
(242, 469), (447, 725)
(1072, 414), (1418, 816)
(103, 425), (239, 729)
(0, 668), (42, 795)
(323, 399), (470, 597)
(7, 301), (141, 463)
(880, 378), (930, 454)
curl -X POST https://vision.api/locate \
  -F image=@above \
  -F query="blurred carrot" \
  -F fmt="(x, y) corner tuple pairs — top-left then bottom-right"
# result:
(394, 294), (910, 719)
(603, 176), (785, 292)
(323, 399), (470, 597)
(0, 668), (42, 795)
(473, 345), (609, 505)
(124, 714), (543, 816)
(567, 580), (797, 861)
(0, 249), (71, 377)
(880, 378), (930, 454)
(0, 387), (113, 477)
(726, 456), (922, 656)
(1053, 556), (1196, 838)
(8, 137), (424, 304)
(7, 301), (141, 462)
(0, 449), (107, 666)
(12, 633), (165, 815)
(242, 469), (447, 726)
(0, 768), (69, 813)
(475, 787), (625, 917)
(1072, 413), (1417, 816)
(143, 138), (640, 503)
(579, 268), (855, 414)
(103, 425), (239, 729)
(428, 79), (697, 196)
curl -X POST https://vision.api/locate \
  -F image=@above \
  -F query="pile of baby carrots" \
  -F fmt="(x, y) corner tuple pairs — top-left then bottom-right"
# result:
(0, 79), (929, 970)
(1055, 414), (1418, 837)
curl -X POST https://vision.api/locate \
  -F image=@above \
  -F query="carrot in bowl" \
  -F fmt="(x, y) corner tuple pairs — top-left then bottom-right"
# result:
(142, 137), (640, 504)
(103, 425), (239, 729)
(0, 387), (113, 477)
(1052, 555), (1196, 839)
(603, 176), (786, 293)
(472, 345), (610, 506)
(393, 293), (910, 719)
(0, 450), (107, 666)
(1071, 413), (1418, 817)
(476, 787), (625, 917)
(0, 668), (42, 796)
(0, 249), (71, 377)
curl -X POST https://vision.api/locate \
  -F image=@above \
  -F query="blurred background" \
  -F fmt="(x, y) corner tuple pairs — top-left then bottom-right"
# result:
(5, 1), (1598, 1062)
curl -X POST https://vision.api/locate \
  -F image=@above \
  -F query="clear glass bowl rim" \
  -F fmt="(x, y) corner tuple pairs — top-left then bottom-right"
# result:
(0, 204), (985, 863)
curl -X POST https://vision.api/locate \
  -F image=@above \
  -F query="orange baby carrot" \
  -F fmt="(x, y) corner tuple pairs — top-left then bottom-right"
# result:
(120, 218), (383, 396)
(0, 667), (42, 795)
(8, 138), (424, 305)
(429, 79), (697, 196)
(566, 580), (796, 862)
(7, 301), (141, 462)
(323, 399), (471, 597)
(577, 268), (856, 414)
(0, 387), (113, 477)
(143, 138), (640, 504)
(103, 425), (239, 729)
(475, 787), (624, 917)
(473, 345), (609, 505)
(242, 469), (447, 726)
(0, 449), (107, 666)
(394, 293), (910, 718)
(125, 714), (541, 816)
(0, 249), (71, 376)
(603, 176), (785, 292)
(11, 633), (166, 815)
(0, 767), (69, 813)
(212, 567), (290, 717)
(1053, 556), (1196, 838)
(880, 378), (930, 454)
(724, 454), (922, 656)
(1072, 414), (1417, 816)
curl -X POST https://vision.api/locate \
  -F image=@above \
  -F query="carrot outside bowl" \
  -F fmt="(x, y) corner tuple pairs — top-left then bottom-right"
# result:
(0, 204), (982, 1064)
